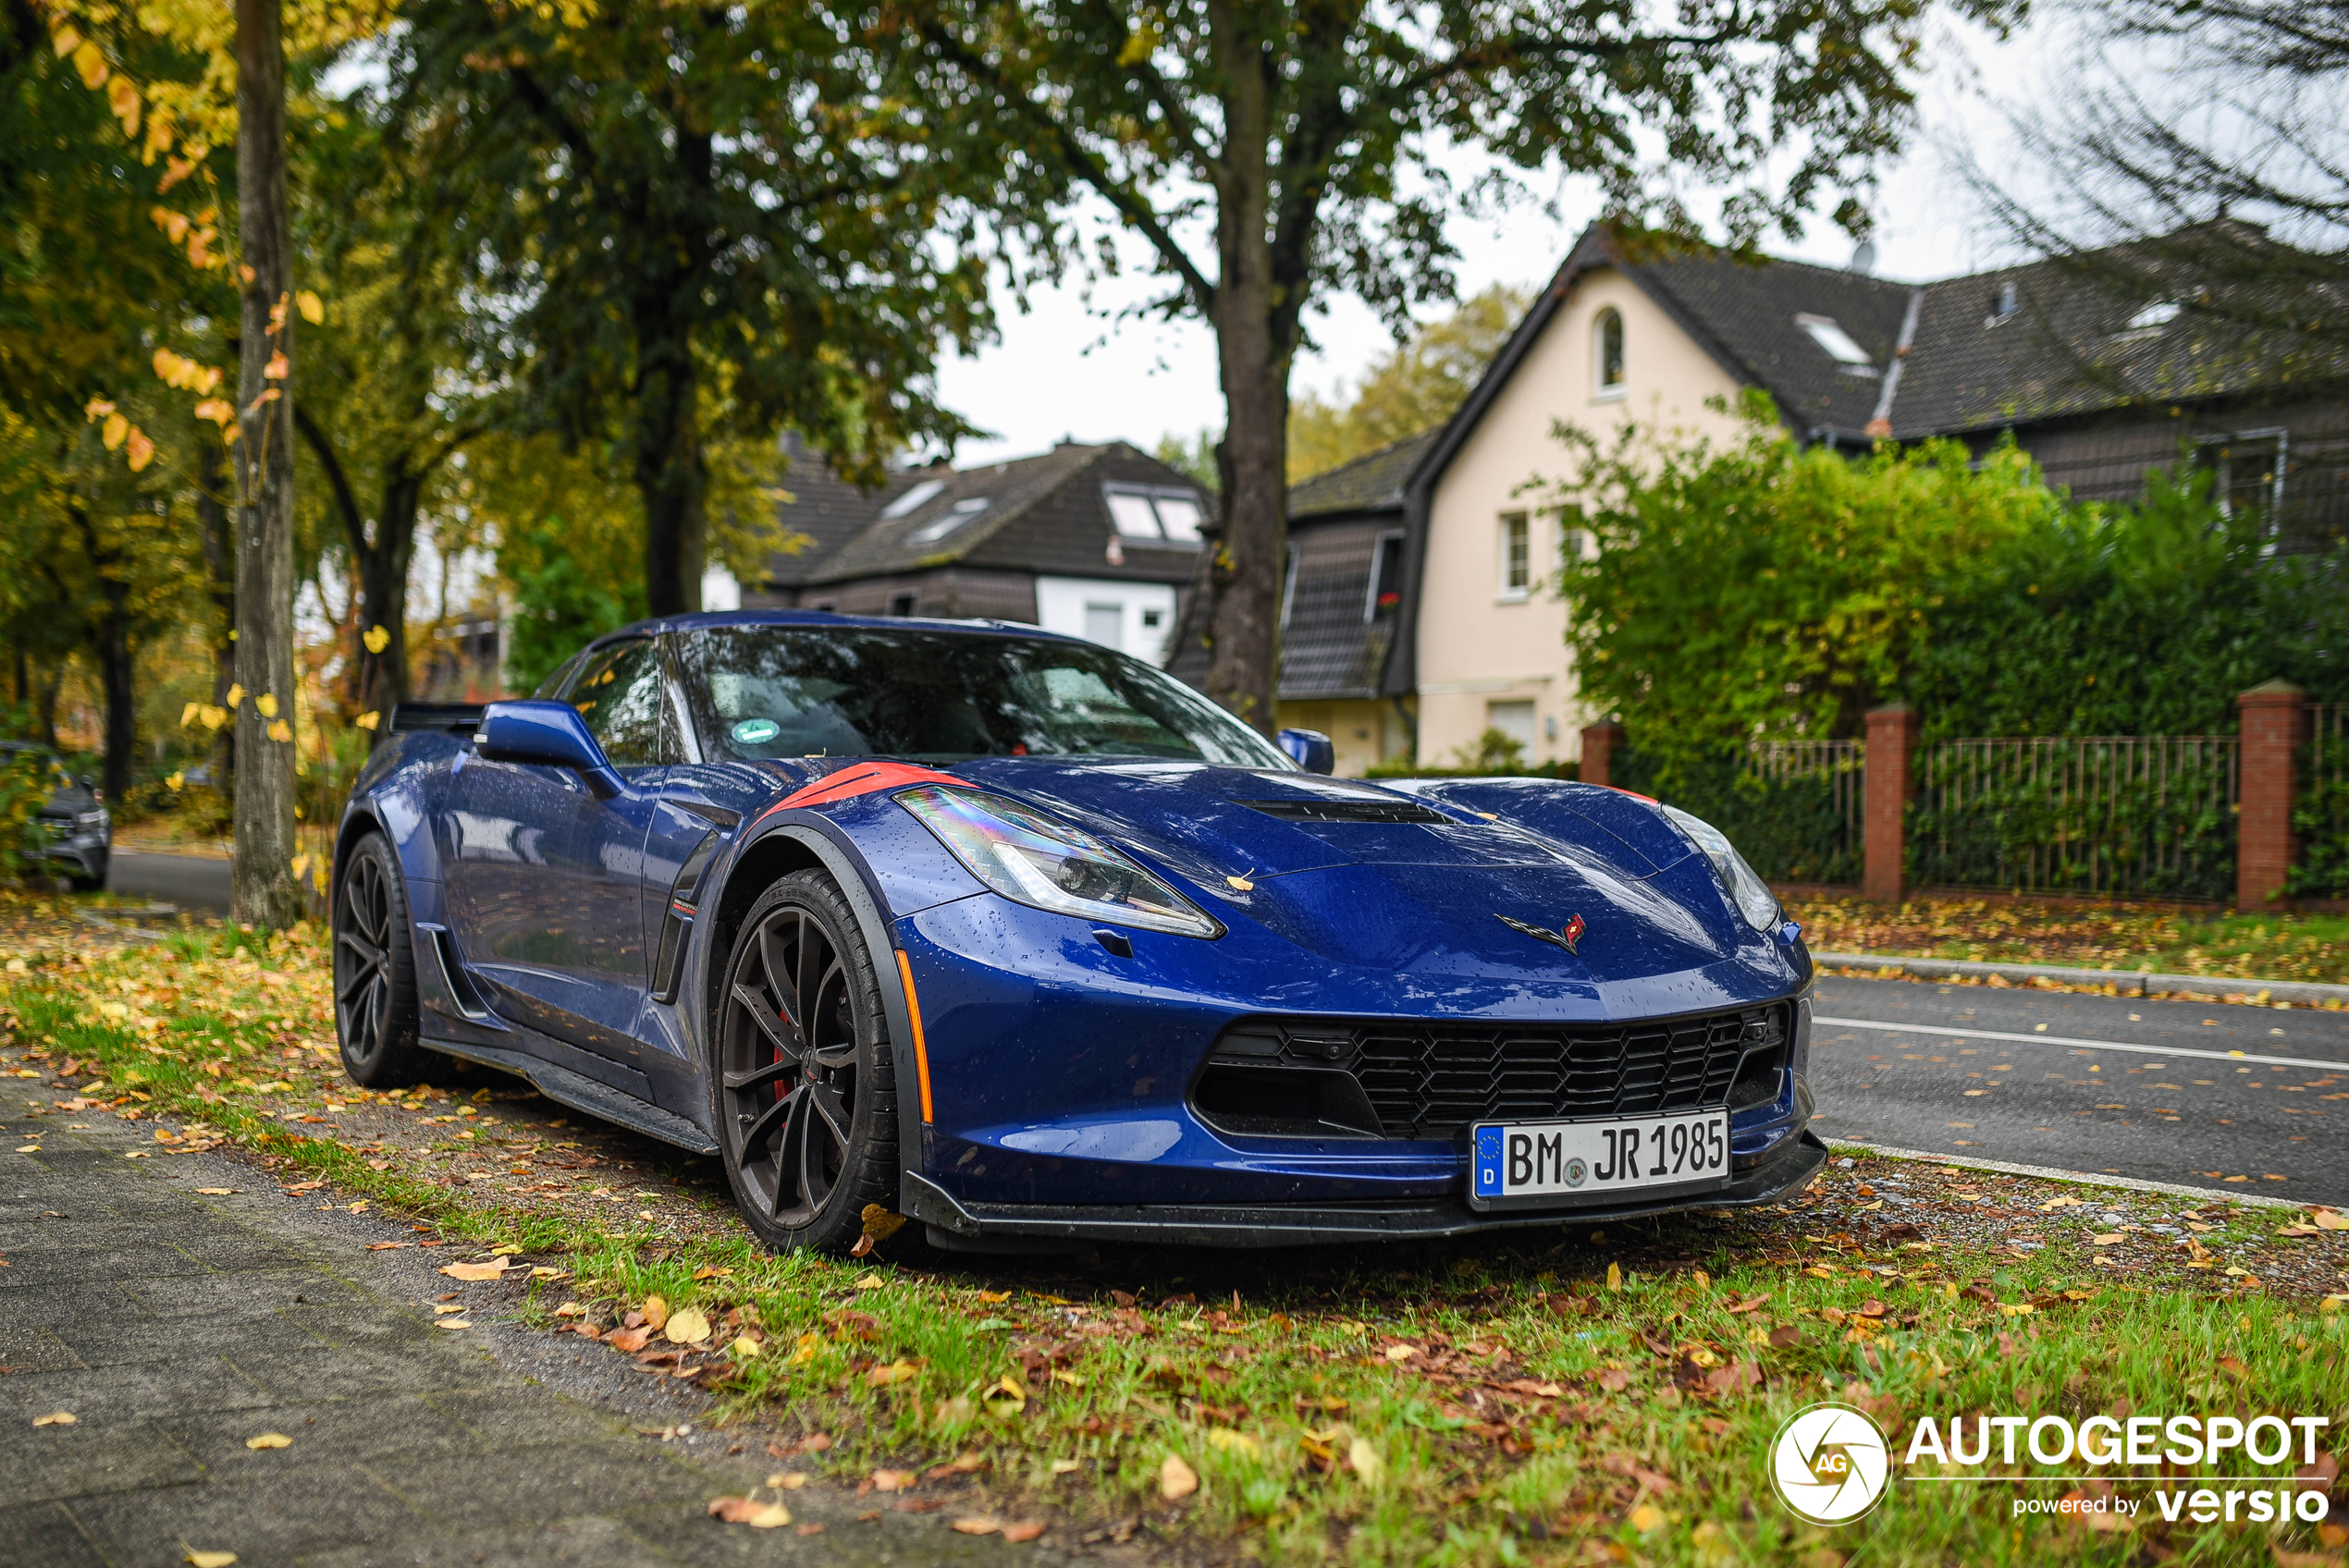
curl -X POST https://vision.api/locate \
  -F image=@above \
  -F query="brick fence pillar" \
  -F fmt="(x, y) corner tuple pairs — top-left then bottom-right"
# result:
(1863, 704), (1920, 902)
(1580, 723), (1626, 790)
(2237, 679), (2306, 910)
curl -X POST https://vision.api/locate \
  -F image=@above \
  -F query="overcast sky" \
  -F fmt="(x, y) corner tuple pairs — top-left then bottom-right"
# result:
(932, 12), (2051, 468)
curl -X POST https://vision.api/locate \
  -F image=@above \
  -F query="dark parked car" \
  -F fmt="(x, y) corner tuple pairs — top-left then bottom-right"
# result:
(333, 612), (1823, 1256)
(1, 741), (110, 891)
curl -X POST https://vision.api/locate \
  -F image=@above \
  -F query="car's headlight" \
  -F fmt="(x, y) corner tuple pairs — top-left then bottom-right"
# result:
(897, 786), (1223, 939)
(77, 811), (107, 830)
(1658, 804), (1779, 932)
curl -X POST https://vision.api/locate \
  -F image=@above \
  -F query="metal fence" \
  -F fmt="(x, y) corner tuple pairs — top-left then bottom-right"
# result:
(2295, 704), (2349, 897)
(1614, 739), (1865, 886)
(1912, 735), (2240, 900)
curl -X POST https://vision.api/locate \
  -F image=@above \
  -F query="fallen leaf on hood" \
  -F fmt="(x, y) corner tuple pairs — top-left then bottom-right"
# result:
(1161, 1453), (1199, 1500)
(707, 1496), (791, 1528)
(245, 1433), (291, 1450)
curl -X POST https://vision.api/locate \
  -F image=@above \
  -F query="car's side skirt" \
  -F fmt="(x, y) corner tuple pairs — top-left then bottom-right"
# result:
(901, 1133), (1826, 1250)
(422, 1034), (719, 1157)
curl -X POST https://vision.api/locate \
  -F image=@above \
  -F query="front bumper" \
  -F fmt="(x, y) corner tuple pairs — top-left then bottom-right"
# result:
(31, 830), (108, 881)
(904, 1128), (1828, 1249)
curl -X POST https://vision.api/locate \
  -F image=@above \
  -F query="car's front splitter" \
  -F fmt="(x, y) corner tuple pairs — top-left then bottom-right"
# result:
(902, 1130), (1827, 1250)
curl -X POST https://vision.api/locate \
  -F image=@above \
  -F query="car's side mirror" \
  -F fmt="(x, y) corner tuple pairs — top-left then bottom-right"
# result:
(1276, 728), (1335, 776)
(474, 700), (623, 797)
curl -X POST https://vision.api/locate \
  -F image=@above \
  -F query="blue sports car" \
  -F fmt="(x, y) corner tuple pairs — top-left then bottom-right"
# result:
(334, 611), (1823, 1256)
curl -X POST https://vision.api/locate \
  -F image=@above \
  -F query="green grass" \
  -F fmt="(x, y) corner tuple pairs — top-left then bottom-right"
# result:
(5, 904), (2344, 1564)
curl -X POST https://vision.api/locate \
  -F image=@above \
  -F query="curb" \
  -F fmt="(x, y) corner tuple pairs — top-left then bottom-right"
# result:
(1827, 1141), (2310, 1210)
(1812, 950), (2349, 1007)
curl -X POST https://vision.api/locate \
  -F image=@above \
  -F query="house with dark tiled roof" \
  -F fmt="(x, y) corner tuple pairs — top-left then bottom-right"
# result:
(1381, 221), (2348, 769)
(746, 439), (1209, 665)
(1165, 432), (1432, 774)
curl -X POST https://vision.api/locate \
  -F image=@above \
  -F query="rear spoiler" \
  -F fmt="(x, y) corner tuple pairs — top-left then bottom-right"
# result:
(388, 702), (486, 734)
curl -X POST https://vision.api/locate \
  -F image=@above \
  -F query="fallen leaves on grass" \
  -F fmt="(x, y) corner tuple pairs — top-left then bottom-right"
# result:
(1161, 1453), (1199, 1500)
(664, 1308), (710, 1345)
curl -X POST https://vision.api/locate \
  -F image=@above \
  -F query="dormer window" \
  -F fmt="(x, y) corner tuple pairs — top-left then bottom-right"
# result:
(1103, 485), (1206, 544)
(2121, 300), (2182, 336)
(1986, 280), (2019, 324)
(908, 496), (988, 545)
(1593, 308), (1626, 399)
(1795, 312), (1876, 373)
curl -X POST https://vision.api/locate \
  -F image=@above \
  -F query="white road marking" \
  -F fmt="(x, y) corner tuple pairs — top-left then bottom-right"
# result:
(1812, 1016), (2349, 1073)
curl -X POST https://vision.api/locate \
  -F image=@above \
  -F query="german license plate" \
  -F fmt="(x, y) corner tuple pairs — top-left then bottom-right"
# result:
(1470, 1110), (1730, 1207)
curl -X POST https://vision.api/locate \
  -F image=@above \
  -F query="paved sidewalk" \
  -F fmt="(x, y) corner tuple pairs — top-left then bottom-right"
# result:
(0, 1111), (1020, 1567)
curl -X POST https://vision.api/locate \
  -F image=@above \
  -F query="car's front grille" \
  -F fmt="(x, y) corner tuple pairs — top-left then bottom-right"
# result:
(1200, 1004), (1787, 1139)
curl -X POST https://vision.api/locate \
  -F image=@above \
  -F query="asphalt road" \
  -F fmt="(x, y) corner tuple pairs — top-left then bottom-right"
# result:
(107, 850), (232, 913)
(1806, 975), (2349, 1207)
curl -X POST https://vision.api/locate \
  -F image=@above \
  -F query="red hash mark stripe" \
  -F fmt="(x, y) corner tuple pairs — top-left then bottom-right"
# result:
(776, 761), (965, 812)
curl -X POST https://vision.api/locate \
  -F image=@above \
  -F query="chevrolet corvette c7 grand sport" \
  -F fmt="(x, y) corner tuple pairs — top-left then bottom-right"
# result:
(331, 611), (1823, 1255)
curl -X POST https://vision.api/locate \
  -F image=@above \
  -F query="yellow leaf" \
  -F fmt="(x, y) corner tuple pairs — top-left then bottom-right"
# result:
(289, 855), (311, 881)
(84, 398), (116, 421)
(264, 351), (289, 380)
(1348, 1436), (1384, 1485)
(126, 428), (154, 471)
(185, 1553), (237, 1568)
(438, 1258), (510, 1281)
(199, 704), (226, 729)
(51, 26), (81, 58)
(664, 1308), (711, 1345)
(1606, 1261), (1623, 1291)
(245, 1432), (291, 1450)
(638, 1293), (670, 1330)
(729, 1334), (761, 1358)
(166, 771), (183, 790)
(1160, 1453), (1199, 1501)
(363, 623), (390, 654)
(72, 40), (107, 89)
(254, 692), (277, 717)
(1630, 1503), (1666, 1533)
(1205, 1427), (1260, 1457)
(225, 683), (244, 708)
(707, 1497), (791, 1528)
(266, 720), (291, 743)
(181, 701), (201, 728)
(102, 411), (129, 449)
(154, 207), (190, 242)
(31, 1411), (75, 1427)
(355, 711), (380, 730)
(296, 289), (325, 325)
(194, 398), (236, 427)
(107, 77), (139, 133)
(855, 1273), (885, 1290)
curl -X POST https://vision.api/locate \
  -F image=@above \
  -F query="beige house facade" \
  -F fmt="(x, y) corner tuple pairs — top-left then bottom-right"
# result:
(1409, 264), (1745, 768)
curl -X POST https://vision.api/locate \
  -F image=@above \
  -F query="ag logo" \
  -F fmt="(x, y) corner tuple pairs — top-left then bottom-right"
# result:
(1769, 1402), (1889, 1525)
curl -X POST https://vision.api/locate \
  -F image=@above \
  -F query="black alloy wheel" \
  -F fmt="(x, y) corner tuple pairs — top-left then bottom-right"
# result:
(716, 871), (901, 1254)
(334, 831), (426, 1086)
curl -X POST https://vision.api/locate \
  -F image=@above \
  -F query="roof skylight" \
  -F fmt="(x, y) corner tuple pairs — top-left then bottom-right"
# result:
(1794, 312), (1875, 368)
(879, 478), (947, 519)
(2124, 300), (2182, 332)
(909, 496), (989, 545)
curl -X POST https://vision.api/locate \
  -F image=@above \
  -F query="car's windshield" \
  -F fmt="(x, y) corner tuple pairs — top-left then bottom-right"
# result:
(680, 626), (1293, 768)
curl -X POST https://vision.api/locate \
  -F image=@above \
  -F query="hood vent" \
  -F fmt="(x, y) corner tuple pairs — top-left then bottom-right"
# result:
(1236, 798), (1446, 825)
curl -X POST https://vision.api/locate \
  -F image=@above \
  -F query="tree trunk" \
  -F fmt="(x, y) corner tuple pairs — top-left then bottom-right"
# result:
(198, 435), (236, 789)
(1200, 10), (1287, 735)
(355, 468), (421, 722)
(66, 504), (136, 803)
(633, 295), (705, 618)
(232, 0), (301, 927)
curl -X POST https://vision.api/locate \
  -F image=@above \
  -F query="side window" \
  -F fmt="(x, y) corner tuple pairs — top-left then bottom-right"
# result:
(563, 640), (664, 766)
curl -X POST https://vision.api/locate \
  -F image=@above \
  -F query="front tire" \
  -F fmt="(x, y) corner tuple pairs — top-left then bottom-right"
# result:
(714, 871), (902, 1255)
(334, 831), (429, 1088)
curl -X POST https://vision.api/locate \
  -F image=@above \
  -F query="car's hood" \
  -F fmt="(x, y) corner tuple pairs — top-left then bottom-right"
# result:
(943, 760), (1754, 983)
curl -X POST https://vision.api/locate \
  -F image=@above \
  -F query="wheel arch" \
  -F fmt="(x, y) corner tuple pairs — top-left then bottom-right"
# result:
(699, 818), (925, 1216)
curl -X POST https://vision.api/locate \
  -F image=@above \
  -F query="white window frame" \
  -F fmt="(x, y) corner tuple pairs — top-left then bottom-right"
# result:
(1498, 513), (1531, 603)
(1593, 307), (1627, 401)
(2197, 426), (2289, 532)
(1363, 530), (1405, 622)
(1101, 484), (1208, 545)
(1280, 545), (1301, 629)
